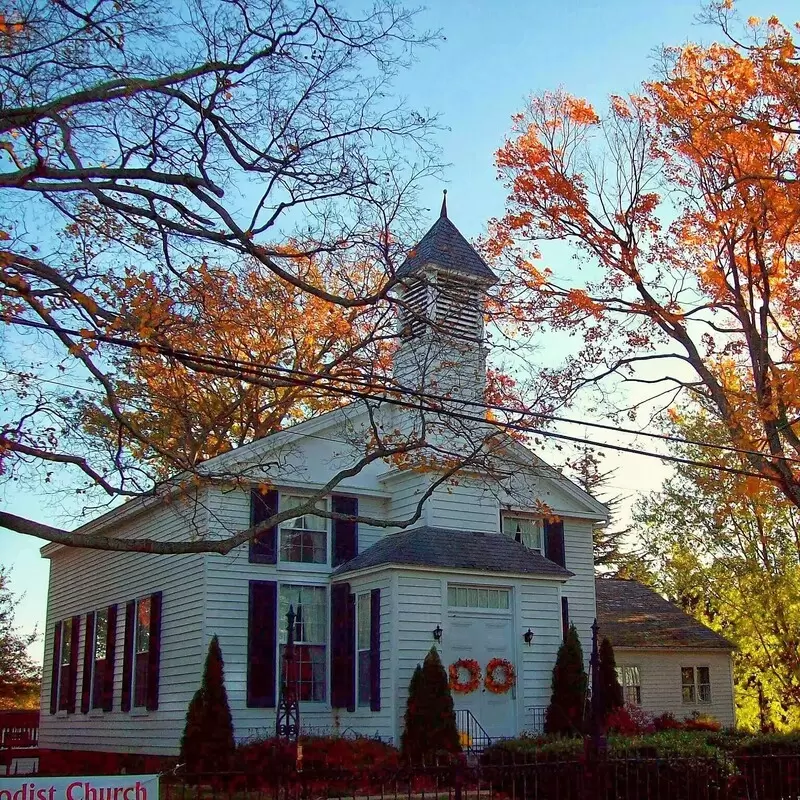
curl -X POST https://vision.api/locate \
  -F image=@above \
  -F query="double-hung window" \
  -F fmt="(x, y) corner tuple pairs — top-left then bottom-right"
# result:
(279, 495), (328, 565)
(279, 585), (327, 701)
(91, 608), (109, 709)
(501, 516), (542, 554)
(357, 593), (372, 707)
(133, 596), (152, 708)
(616, 665), (642, 705)
(58, 622), (74, 711)
(682, 666), (711, 704)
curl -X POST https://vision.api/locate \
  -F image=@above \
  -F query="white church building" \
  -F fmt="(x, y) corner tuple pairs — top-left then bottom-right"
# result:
(37, 200), (734, 763)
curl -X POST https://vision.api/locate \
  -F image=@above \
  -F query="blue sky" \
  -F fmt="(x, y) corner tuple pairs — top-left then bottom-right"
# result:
(2, 0), (797, 662)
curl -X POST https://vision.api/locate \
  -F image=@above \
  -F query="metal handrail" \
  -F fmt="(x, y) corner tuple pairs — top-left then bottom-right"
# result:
(455, 708), (492, 753)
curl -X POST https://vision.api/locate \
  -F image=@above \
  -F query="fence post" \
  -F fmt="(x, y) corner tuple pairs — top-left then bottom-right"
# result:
(454, 758), (463, 800)
(585, 619), (607, 800)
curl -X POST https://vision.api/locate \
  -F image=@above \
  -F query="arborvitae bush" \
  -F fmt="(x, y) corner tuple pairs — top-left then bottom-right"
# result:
(544, 624), (587, 736)
(179, 635), (236, 773)
(598, 637), (624, 723)
(400, 647), (460, 763)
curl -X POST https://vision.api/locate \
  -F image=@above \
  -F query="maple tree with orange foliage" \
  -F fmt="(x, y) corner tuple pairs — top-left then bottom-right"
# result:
(78, 259), (396, 478)
(489, 4), (800, 510)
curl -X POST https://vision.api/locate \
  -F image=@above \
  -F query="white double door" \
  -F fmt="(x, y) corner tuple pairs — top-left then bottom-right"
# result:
(445, 612), (517, 739)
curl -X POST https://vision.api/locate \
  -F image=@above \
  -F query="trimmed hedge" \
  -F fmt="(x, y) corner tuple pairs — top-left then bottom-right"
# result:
(482, 731), (800, 800)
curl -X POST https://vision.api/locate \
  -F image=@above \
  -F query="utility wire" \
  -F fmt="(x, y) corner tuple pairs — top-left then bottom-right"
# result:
(3, 314), (795, 479)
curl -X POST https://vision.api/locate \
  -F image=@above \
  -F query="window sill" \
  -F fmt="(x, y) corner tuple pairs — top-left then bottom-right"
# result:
(277, 562), (331, 573)
(55, 710), (69, 718)
(129, 707), (150, 717)
(89, 707), (106, 717)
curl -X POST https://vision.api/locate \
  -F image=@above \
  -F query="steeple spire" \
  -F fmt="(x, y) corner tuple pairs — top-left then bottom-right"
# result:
(440, 189), (448, 219)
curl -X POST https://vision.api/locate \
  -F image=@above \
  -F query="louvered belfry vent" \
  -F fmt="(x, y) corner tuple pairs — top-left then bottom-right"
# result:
(435, 273), (483, 342)
(398, 277), (431, 339)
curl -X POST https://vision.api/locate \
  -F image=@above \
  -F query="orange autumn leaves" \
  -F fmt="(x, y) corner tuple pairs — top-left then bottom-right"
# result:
(487, 12), (800, 503)
(80, 260), (395, 474)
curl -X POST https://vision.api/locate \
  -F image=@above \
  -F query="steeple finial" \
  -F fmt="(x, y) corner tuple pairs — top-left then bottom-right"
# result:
(440, 189), (448, 219)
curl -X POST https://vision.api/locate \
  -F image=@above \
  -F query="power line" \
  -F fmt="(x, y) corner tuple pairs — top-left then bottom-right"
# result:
(3, 314), (795, 480)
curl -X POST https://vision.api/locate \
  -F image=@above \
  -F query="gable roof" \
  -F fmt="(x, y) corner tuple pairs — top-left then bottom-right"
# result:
(396, 214), (498, 284)
(333, 525), (573, 578)
(595, 578), (734, 650)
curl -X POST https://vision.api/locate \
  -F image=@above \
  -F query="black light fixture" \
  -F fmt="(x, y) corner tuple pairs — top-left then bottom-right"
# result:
(433, 624), (443, 643)
(523, 628), (534, 646)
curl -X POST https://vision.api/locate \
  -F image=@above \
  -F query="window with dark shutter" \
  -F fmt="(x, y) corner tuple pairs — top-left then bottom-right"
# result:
(81, 612), (95, 714)
(121, 600), (135, 712)
(132, 595), (152, 708)
(54, 616), (80, 714)
(247, 580), (277, 707)
(147, 592), (162, 711)
(356, 593), (371, 707)
(280, 585), (328, 701)
(545, 520), (566, 568)
(250, 488), (278, 564)
(369, 587), (381, 712)
(65, 616), (79, 714)
(91, 607), (110, 710)
(49, 622), (62, 715)
(331, 583), (355, 710)
(332, 496), (358, 567)
(102, 604), (117, 712)
(56, 618), (72, 712)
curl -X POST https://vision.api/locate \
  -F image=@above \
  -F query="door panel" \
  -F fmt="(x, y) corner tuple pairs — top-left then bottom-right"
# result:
(445, 613), (516, 739)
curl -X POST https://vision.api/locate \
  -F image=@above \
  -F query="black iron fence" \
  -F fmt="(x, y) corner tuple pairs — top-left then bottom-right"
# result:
(159, 750), (800, 800)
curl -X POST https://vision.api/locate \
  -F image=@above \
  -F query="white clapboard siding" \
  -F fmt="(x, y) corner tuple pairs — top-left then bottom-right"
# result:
(562, 518), (597, 672)
(614, 649), (736, 728)
(394, 572), (443, 742)
(336, 572), (394, 741)
(428, 480), (500, 532)
(518, 582), (562, 721)
(384, 469), (432, 527)
(39, 496), (207, 756)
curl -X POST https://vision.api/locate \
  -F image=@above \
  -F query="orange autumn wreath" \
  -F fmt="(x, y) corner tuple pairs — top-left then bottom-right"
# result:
(448, 658), (482, 694)
(484, 658), (516, 694)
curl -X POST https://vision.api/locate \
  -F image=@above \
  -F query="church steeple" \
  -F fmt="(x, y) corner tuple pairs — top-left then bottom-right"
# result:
(393, 197), (496, 403)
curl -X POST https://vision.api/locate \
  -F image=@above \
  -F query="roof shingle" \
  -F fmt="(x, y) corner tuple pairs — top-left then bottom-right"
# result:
(396, 215), (498, 284)
(595, 578), (734, 650)
(333, 526), (573, 578)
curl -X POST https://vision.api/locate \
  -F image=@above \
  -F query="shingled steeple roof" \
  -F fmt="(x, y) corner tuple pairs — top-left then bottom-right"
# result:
(396, 191), (498, 284)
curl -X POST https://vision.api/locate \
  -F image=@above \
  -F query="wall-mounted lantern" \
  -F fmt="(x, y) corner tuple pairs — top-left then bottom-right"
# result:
(433, 624), (443, 643)
(523, 628), (534, 646)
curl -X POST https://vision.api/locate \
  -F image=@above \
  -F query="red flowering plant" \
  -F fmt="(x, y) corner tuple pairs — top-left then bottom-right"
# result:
(605, 704), (655, 736)
(683, 712), (722, 732)
(235, 735), (400, 791)
(653, 712), (683, 731)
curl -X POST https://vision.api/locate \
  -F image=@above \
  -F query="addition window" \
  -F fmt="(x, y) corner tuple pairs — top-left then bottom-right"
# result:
(447, 585), (510, 610)
(279, 495), (328, 565)
(58, 621), (74, 711)
(279, 585), (327, 702)
(357, 593), (372, 707)
(501, 515), (542, 554)
(682, 666), (712, 704)
(616, 665), (642, 705)
(91, 608), (108, 709)
(133, 597), (151, 708)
